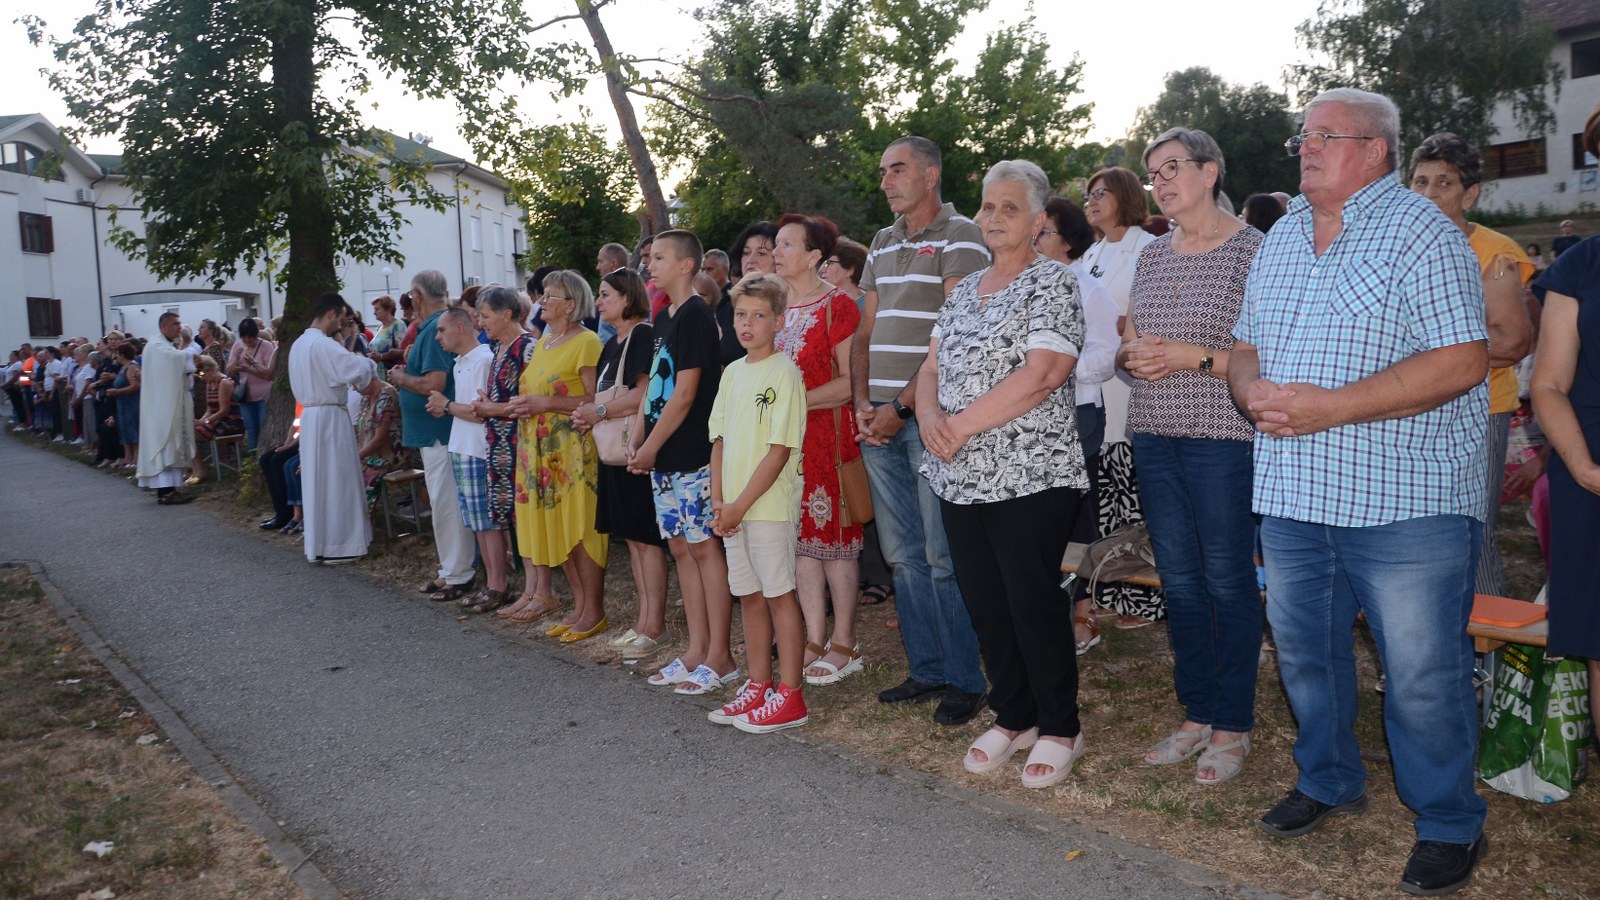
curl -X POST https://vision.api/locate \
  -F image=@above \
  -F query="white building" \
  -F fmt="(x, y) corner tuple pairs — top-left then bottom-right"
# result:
(1, 113), (526, 352)
(1480, 0), (1600, 215)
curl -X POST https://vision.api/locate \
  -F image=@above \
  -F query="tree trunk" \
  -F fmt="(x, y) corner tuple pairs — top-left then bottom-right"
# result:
(258, 0), (341, 453)
(577, 0), (672, 239)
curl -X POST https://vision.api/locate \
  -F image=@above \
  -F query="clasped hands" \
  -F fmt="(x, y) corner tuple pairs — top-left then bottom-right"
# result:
(1239, 378), (1339, 438)
(919, 407), (973, 463)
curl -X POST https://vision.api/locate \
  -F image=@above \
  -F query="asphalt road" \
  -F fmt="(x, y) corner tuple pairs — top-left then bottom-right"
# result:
(0, 435), (1274, 899)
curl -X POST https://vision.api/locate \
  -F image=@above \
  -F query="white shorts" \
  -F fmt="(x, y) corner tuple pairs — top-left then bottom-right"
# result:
(725, 520), (798, 598)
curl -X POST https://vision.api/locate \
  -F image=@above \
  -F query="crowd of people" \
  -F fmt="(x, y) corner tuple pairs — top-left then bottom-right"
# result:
(7, 86), (1598, 898)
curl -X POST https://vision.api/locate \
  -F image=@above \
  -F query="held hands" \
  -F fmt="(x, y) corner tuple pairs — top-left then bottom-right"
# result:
(854, 400), (906, 446)
(918, 406), (971, 464)
(570, 403), (598, 433)
(505, 395), (549, 419)
(710, 499), (744, 537)
(386, 365), (407, 387)
(1242, 379), (1340, 438)
(626, 443), (656, 475)
(1123, 335), (1202, 382)
(425, 390), (449, 417)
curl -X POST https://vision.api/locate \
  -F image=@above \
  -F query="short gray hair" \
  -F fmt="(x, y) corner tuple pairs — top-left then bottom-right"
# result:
(598, 242), (629, 270)
(703, 249), (730, 271)
(981, 159), (1051, 213)
(411, 269), (449, 303)
(478, 285), (521, 320)
(1305, 88), (1401, 172)
(543, 270), (595, 325)
(1144, 127), (1227, 200)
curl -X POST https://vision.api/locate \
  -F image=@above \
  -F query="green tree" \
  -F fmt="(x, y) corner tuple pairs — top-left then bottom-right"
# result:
(1289, 0), (1561, 152)
(1128, 67), (1300, 203)
(25, 0), (581, 446)
(511, 123), (638, 274)
(641, 1), (1093, 251)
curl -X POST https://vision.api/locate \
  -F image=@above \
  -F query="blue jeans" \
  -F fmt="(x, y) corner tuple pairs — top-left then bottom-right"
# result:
(1262, 514), (1486, 844)
(1131, 434), (1261, 732)
(240, 399), (267, 452)
(861, 415), (986, 694)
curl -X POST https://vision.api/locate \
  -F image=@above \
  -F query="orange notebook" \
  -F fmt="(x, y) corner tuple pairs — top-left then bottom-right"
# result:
(1470, 595), (1548, 629)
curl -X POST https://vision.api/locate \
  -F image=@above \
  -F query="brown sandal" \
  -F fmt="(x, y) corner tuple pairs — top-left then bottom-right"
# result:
(463, 588), (509, 614)
(510, 595), (560, 623)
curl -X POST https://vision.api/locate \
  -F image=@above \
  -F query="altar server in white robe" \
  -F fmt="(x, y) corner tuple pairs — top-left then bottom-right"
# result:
(137, 312), (198, 504)
(290, 293), (381, 564)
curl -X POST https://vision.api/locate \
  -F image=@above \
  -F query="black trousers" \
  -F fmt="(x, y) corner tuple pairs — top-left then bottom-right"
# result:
(259, 446), (295, 522)
(941, 485), (1083, 738)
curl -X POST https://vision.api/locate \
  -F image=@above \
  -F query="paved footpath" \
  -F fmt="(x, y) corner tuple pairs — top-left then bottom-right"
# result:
(1, 436), (1275, 899)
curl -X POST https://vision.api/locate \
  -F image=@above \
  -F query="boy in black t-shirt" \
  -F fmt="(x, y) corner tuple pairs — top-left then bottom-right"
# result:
(629, 230), (740, 695)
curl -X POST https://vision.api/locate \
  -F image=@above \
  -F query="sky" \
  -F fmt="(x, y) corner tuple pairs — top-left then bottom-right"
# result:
(2, 0), (1325, 176)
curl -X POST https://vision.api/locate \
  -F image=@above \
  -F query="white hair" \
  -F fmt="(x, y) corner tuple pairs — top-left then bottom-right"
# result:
(981, 159), (1050, 212)
(1305, 88), (1401, 172)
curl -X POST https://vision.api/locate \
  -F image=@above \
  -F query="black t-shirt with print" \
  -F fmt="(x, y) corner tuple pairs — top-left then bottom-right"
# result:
(643, 295), (721, 472)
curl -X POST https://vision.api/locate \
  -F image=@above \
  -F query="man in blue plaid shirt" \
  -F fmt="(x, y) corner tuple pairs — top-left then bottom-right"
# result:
(1229, 88), (1491, 897)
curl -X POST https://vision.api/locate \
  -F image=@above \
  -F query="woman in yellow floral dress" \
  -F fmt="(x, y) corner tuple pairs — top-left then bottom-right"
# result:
(509, 270), (610, 643)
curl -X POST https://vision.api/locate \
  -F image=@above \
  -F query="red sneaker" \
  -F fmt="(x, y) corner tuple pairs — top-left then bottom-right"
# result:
(708, 680), (771, 725)
(733, 683), (808, 733)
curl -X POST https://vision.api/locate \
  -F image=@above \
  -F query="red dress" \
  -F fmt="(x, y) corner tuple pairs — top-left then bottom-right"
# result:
(775, 290), (863, 560)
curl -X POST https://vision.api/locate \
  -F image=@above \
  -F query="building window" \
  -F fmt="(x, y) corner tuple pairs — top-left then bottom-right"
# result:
(1575, 133), (1599, 170)
(1574, 37), (1600, 79)
(26, 297), (63, 338)
(469, 216), (482, 252)
(1483, 139), (1547, 180)
(1, 142), (64, 181)
(19, 212), (54, 253)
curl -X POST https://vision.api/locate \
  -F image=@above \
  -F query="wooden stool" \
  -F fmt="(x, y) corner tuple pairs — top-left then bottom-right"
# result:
(379, 468), (430, 538)
(209, 433), (246, 480)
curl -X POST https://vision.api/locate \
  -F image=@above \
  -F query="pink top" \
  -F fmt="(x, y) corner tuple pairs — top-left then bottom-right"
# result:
(228, 338), (276, 402)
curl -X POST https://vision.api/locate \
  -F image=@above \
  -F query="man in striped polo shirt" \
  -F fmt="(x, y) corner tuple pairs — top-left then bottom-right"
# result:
(851, 136), (992, 725)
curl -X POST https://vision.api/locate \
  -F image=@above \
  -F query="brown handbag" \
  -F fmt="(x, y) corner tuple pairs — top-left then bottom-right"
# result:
(826, 297), (873, 526)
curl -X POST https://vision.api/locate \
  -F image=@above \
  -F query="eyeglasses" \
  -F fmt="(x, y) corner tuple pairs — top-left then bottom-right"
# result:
(1085, 188), (1110, 202)
(1036, 229), (1060, 240)
(1284, 132), (1374, 156)
(540, 294), (570, 306)
(819, 257), (840, 269)
(1142, 158), (1202, 187)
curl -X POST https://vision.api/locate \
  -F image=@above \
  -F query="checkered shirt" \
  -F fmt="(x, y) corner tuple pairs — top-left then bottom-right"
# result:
(1235, 174), (1489, 527)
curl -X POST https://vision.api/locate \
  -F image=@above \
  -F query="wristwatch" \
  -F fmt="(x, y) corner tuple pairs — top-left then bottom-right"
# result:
(891, 399), (914, 420)
(595, 403), (608, 420)
(1198, 354), (1214, 374)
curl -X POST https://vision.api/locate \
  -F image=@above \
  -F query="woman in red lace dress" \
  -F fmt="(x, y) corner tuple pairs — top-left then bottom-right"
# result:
(772, 213), (866, 685)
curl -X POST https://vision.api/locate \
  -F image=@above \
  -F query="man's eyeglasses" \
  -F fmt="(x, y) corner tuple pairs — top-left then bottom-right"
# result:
(1142, 158), (1202, 187)
(1284, 132), (1374, 157)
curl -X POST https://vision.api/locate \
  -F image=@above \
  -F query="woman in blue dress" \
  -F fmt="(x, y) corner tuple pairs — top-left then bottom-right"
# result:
(1529, 101), (1600, 743)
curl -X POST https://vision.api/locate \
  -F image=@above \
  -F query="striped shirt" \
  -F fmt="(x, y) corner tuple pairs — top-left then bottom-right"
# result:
(1235, 174), (1489, 528)
(859, 202), (990, 403)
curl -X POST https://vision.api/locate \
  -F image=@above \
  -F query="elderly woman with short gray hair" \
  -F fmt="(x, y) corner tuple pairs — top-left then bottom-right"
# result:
(1119, 127), (1263, 785)
(914, 159), (1090, 789)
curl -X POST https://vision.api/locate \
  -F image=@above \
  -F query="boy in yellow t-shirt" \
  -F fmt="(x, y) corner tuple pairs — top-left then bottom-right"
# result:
(706, 274), (809, 733)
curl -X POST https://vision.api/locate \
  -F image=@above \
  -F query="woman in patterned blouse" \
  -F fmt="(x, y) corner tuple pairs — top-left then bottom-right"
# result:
(1119, 127), (1263, 786)
(915, 160), (1089, 790)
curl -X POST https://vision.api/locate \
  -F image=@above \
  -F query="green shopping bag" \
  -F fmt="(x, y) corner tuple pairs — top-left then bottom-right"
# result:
(1480, 644), (1592, 803)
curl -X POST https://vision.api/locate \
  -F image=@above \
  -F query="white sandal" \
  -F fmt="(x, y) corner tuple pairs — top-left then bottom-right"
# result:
(804, 641), (864, 685)
(1143, 724), (1212, 765)
(963, 726), (1038, 774)
(1195, 733), (1251, 786)
(1020, 735), (1087, 789)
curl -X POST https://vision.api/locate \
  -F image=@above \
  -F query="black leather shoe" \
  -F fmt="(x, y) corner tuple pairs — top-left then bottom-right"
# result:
(259, 516), (288, 530)
(1400, 836), (1487, 896)
(1258, 789), (1369, 838)
(933, 689), (987, 725)
(877, 677), (947, 704)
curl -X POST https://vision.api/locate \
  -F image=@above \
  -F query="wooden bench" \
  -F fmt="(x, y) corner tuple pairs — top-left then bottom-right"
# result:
(208, 433), (247, 480)
(378, 468), (430, 539)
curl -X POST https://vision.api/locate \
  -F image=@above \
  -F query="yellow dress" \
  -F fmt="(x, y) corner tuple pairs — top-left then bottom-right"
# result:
(514, 330), (608, 568)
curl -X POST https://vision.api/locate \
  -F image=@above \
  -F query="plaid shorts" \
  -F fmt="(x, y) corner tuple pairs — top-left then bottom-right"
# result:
(450, 452), (494, 533)
(650, 467), (714, 544)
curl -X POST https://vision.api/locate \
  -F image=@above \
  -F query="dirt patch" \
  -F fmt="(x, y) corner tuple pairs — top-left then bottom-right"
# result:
(0, 565), (307, 900)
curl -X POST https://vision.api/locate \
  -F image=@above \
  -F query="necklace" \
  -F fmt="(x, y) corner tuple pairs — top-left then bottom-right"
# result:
(543, 326), (576, 350)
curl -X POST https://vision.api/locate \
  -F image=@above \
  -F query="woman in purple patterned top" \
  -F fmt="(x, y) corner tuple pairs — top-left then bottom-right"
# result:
(1119, 127), (1263, 787)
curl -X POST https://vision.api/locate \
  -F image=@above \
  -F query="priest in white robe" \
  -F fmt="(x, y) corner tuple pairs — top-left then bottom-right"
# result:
(290, 293), (381, 564)
(136, 312), (198, 504)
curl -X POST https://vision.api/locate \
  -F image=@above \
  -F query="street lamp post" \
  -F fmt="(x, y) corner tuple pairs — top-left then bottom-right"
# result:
(382, 265), (392, 294)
